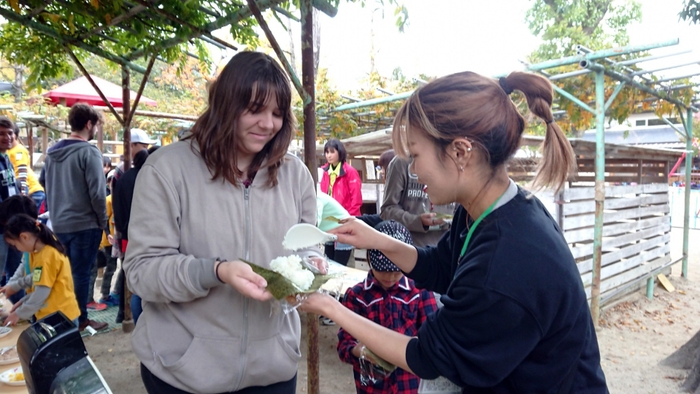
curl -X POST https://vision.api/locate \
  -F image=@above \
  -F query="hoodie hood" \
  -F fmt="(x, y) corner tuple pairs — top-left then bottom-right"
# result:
(47, 140), (95, 162)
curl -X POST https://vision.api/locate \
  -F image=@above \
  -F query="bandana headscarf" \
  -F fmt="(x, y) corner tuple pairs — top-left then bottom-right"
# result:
(368, 221), (413, 272)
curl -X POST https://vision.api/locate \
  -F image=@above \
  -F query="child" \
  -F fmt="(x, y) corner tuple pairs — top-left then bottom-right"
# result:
(1, 214), (80, 327)
(88, 170), (118, 310)
(337, 220), (438, 394)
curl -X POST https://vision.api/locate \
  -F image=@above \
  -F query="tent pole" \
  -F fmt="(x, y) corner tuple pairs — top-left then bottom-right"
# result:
(65, 47), (124, 125)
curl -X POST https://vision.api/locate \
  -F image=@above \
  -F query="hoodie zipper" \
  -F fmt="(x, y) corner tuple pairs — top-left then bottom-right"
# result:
(234, 184), (252, 390)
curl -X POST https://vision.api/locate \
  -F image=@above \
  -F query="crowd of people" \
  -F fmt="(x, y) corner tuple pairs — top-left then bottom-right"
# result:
(0, 50), (608, 394)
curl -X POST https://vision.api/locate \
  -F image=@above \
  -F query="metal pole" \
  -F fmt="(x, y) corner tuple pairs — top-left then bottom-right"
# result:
(301, 1), (319, 393)
(27, 126), (33, 171)
(590, 70), (606, 326)
(682, 108), (694, 278)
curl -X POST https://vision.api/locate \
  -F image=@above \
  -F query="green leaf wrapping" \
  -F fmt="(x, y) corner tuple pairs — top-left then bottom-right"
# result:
(365, 348), (397, 373)
(241, 259), (337, 300)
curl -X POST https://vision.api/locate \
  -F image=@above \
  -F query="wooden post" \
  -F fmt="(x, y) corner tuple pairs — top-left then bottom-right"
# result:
(27, 125), (33, 170)
(301, 1), (319, 393)
(121, 65), (135, 333)
(41, 126), (48, 155)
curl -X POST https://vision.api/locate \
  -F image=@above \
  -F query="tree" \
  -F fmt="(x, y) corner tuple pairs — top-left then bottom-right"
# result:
(525, 0), (693, 136)
(680, 0), (700, 24)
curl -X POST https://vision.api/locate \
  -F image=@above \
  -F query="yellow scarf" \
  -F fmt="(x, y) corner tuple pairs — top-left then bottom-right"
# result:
(328, 163), (341, 196)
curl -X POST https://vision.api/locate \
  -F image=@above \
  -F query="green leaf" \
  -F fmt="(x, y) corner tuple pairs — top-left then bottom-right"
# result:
(240, 259), (337, 300)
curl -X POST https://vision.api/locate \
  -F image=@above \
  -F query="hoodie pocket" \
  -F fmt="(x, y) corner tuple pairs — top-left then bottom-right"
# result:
(238, 333), (301, 389)
(160, 336), (241, 393)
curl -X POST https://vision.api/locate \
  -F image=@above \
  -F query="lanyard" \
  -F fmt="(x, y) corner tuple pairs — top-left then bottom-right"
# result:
(459, 193), (505, 258)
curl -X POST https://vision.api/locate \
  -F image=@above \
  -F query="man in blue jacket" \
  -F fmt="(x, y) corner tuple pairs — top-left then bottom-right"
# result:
(42, 104), (108, 332)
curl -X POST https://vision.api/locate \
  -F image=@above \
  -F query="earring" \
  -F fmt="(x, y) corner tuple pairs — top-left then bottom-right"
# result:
(467, 147), (472, 152)
(460, 166), (464, 172)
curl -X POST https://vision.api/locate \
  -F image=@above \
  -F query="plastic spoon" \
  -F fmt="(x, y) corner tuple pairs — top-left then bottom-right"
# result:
(283, 223), (338, 251)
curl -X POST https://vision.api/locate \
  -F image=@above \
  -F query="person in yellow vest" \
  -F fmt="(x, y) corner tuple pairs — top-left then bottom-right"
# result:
(1, 213), (80, 327)
(87, 170), (119, 310)
(8, 124), (45, 209)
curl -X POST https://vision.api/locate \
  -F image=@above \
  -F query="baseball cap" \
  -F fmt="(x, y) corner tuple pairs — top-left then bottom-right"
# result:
(130, 128), (157, 145)
(368, 221), (413, 272)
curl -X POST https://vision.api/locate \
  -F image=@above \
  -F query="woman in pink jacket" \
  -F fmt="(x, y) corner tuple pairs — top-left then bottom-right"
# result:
(320, 138), (362, 267)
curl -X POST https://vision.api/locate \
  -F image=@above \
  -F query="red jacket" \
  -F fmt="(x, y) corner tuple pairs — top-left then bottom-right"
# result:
(320, 162), (363, 216)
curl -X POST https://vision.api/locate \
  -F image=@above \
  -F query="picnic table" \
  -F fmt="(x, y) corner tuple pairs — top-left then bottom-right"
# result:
(0, 322), (29, 394)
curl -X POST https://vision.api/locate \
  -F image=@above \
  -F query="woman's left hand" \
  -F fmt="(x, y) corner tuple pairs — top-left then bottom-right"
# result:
(217, 261), (273, 301)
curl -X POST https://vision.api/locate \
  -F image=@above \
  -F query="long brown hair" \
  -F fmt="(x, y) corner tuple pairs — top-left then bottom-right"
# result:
(393, 71), (575, 192)
(187, 51), (295, 187)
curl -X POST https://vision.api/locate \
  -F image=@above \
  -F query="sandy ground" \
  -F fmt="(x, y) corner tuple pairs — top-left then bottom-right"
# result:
(79, 227), (700, 393)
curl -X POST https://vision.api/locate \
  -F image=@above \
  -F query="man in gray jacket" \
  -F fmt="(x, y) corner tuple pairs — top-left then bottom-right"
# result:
(42, 103), (108, 331)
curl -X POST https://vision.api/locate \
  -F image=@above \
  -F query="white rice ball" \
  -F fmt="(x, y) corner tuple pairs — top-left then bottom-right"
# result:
(270, 255), (315, 291)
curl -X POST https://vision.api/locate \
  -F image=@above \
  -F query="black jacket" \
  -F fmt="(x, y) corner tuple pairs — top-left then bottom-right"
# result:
(113, 149), (149, 241)
(406, 188), (608, 393)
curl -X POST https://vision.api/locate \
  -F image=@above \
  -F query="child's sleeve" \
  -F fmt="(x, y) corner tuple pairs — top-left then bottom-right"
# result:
(337, 287), (363, 366)
(416, 289), (438, 327)
(14, 285), (50, 320)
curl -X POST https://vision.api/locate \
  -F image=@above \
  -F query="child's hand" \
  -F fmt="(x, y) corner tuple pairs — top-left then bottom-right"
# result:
(107, 234), (115, 245)
(0, 286), (16, 298)
(5, 312), (19, 326)
(9, 301), (22, 313)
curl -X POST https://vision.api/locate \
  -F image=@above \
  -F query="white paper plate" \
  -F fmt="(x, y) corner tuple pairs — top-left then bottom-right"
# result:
(0, 347), (19, 365)
(0, 327), (11, 339)
(0, 366), (25, 386)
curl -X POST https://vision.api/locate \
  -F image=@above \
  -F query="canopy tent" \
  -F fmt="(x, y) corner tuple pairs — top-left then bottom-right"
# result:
(43, 75), (157, 108)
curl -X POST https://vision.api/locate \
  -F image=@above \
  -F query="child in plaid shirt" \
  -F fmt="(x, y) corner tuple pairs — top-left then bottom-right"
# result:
(337, 220), (438, 394)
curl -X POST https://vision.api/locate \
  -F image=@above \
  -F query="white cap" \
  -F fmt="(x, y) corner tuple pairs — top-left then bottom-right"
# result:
(130, 128), (157, 145)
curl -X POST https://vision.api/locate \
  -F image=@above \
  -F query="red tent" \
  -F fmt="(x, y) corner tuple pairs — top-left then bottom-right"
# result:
(43, 75), (157, 107)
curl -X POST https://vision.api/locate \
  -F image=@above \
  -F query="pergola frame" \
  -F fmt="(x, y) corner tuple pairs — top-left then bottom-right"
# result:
(332, 39), (700, 326)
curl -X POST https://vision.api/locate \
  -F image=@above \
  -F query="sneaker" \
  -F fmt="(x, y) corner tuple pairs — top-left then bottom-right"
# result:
(99, 295), (119, 307)
(319, 316), (336, 326)
(87, 301), (107, 311)
(79, 319), (109, 332)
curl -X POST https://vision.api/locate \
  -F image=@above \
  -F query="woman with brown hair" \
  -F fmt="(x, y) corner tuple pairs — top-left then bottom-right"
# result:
(297, 71), (609, 393)
(123, 52), (323, 394)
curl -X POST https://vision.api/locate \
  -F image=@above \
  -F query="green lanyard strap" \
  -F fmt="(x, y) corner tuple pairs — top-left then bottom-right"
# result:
(459, 194), (504, 258)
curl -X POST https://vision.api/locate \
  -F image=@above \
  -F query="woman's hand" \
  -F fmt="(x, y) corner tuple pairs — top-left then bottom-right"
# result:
(420, 212), (445, 227)
(297, 292), (338, 316)
(217, 261), (273, 302)
(328, 218), (387, 250)
(305, 256), (329, 275)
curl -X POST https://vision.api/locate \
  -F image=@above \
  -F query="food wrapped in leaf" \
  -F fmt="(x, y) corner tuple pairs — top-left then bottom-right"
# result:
(241, 256), (336, 300)
(365, 348), (397, 373)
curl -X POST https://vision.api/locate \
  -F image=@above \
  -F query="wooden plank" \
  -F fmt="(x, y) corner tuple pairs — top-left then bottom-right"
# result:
(562, 183), (668, 201)
(582, 243), (671, 286)
(578, 233), (671, 274)
(599, 255), (670, 294)
(657, 273), (675, 292)
(564, 216), (669, 244)
(563, 204), (669, 230)
(569, 222), (671, 260)
(563, 194), (669, 216)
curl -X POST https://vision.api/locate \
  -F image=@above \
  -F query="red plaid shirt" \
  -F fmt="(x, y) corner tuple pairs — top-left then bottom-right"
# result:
(338, 272), (438, 394)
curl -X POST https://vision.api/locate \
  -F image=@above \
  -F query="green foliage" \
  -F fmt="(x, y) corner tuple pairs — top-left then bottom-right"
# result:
(526, 0), (642, 60)
(0, 0), (268, 91)
(680, 0), (700, 24)
(524, 0), (694, 136)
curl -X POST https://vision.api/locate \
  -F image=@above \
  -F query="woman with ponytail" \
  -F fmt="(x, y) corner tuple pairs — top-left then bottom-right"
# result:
(1, 214), (79, 327)
(299, 71), (608, 393)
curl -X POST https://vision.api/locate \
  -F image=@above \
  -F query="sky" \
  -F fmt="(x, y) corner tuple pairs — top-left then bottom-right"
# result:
(265, 0), (700, 92)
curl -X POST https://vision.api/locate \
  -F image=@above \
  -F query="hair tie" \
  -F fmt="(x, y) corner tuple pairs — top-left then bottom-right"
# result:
(545, 119), (554, 125)
(36, 220), (40, 228)
(498, 77), (513, 95)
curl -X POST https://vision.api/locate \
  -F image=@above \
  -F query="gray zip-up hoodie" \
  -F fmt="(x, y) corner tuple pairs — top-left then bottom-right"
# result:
(43, 140), (107, 233)
(380, 156), (453, 247)
(124, 141), (322, 393)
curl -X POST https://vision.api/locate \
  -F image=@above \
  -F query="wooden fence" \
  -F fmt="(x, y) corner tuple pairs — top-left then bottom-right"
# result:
(557, 183), (672, 304)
